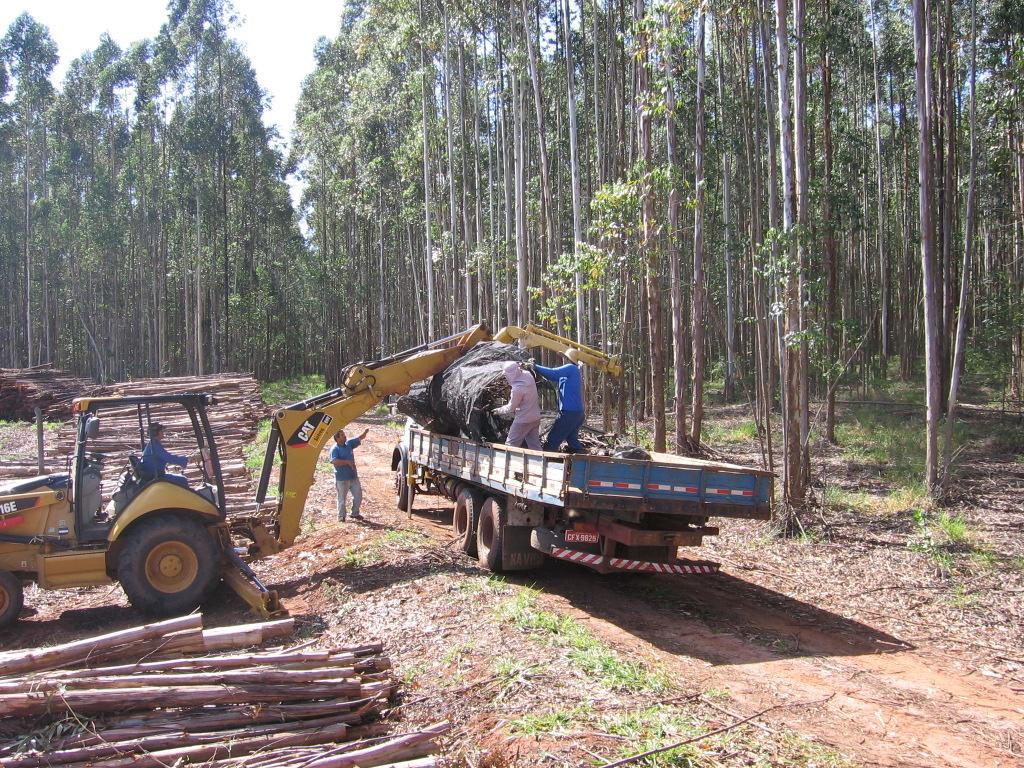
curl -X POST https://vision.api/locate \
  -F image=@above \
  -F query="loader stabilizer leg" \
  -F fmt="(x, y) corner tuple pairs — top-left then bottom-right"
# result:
(222, 548), (286, 619)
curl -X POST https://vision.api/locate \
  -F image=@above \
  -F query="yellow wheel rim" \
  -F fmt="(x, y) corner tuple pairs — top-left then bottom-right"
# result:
(0, 586), (8, 616)
(144, 541), (199, 594)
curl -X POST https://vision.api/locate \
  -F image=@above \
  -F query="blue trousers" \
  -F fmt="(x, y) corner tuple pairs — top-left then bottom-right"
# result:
(544, 411), (586, 452)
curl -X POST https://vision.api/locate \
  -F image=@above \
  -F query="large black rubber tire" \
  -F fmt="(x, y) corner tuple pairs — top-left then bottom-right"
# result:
(453, 487), (483, 556)
(476, 497), (506, 572)
(394, 455), (414, 514)
(0, 570), (24, 629)
(117, 515), (220, 616)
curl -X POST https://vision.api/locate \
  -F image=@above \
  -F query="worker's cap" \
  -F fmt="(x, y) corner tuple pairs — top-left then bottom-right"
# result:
(564, 349), (581, 364)
(149, 422), (165, 438)
(501, 361), (520, 379)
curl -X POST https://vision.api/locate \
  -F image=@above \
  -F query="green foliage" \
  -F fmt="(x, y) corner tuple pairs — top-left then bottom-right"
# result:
(600, 706), (706, 767)
(261, 375), (327, 408)
(381, 529), (428, 548)
(495, 588), (668, 693)
(908, 510), (1001, 576)
(823, 483), (930, 516)
(934, 512), (970, 546)
(244, 419), (273, 472)
(339, 547), (375, 569)
(702, 420), (758, 446)
(834, 407), (960, 487)
(532, 243), (612, 327)
(510, 705), (593, 736)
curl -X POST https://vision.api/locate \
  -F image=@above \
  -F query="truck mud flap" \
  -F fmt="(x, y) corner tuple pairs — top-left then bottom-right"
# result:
(501, 523), (546, 571)
(531, 527), (719, 575)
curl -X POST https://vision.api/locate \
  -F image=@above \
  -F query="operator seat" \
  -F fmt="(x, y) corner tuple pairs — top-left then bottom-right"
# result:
(128, 454), (156, 486)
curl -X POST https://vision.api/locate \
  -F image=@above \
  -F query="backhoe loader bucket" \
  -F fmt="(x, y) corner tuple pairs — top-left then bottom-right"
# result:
(222, 548), (286, 619)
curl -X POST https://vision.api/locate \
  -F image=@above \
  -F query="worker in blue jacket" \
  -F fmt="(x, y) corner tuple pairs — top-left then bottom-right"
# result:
(532, 350), (586, 452)
(140, 422), (190, 487)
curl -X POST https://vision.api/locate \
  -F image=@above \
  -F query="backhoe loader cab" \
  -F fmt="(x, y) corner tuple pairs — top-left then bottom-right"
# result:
(0, 394), (229, 629)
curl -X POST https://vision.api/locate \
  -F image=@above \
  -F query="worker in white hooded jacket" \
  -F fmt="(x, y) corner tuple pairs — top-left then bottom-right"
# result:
(493, 360), (542, 450)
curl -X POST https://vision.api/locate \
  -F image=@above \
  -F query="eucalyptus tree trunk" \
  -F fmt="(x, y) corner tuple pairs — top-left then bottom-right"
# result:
(513, 65), (528, 326)
(823, 0), (837, 442)
(562, 0), (584, 343)
(419, 0), (435, 338)
(23, 142), (31, 368)
(942, 0), (978, 486)
(441, 7), (462, 326)
(690, 7), (707, 445)
(757, 0), (782, 405)
(521, 0), (556, 283)
(776, 0), (805, 509)
(716, 19), (735, 403)
(793, 0), (810, 488)
(664, 19), (687, 451)
(913, 0), (941, 494)
(635, 0), (666, 451)
(869, 0), (889, 370)
(940, 0), (956, 402)
(747, 19), (775, 473)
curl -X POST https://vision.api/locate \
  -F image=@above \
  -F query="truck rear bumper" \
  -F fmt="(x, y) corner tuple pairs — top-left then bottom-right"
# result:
(530, 528), (720, 575)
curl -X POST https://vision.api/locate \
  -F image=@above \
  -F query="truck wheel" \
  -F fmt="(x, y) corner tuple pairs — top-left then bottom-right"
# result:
(0, 571), (24, 629)
(453, 487), (482, 556)
(394, 457), (415, 514)
(476, 497), (506, 572)
(117, 515), (220, 616)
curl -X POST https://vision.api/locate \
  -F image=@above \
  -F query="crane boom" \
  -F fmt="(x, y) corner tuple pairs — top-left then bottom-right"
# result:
(493, 324), (622, 377)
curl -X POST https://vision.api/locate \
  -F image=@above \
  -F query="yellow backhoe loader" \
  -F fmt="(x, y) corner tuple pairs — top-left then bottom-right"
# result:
(0, 324), (619, 627)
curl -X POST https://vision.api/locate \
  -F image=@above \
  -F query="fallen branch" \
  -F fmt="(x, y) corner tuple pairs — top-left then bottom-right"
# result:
(598, 696), (835, 768)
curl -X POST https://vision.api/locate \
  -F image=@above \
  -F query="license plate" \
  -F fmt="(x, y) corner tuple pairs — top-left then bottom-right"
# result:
(565, 530), (599, 544)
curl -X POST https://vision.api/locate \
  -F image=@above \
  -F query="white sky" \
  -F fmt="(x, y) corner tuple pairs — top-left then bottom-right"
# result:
(2, 0), (343, 153)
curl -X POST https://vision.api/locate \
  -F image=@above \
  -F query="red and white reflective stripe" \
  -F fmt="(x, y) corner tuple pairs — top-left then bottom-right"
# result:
(608, 558), (719, 574)
(550, 547), (604, 566)
(707, 488), (754, 497)
(646, 483), (698, 493)
(588, 480), (641, 490)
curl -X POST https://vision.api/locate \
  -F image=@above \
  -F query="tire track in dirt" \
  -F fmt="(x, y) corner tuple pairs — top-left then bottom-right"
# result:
(352, 427), (1024, 768)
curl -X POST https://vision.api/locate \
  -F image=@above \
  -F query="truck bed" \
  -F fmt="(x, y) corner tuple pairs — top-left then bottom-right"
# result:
(406, 427), (772, 521)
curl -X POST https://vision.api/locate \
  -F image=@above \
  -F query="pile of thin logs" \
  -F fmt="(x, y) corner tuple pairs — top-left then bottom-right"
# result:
(0, 373), (266, 510)
(0, 614), (447, 768)
(49, 373), (264, 514)
(0, 365), (106, 421)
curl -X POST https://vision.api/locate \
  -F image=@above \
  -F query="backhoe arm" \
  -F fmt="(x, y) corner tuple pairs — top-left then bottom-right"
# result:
(250, 325), (491, 552)
(493, 324), (622, 377)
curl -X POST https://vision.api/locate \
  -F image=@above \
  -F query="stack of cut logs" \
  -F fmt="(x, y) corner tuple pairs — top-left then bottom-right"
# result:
(0, 365), (106, 421)
(44, 373), (266, 514)
(0, 614), (446, 768)
(0, 373), (267, 513)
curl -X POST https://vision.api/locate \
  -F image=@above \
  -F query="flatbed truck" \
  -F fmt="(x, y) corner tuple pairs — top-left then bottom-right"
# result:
(394, 424), (773, 574)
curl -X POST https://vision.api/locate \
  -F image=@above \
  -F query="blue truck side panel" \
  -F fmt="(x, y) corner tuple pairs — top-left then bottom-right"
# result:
(405, 426), (772, 518)
(568, 457), (771, 509)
